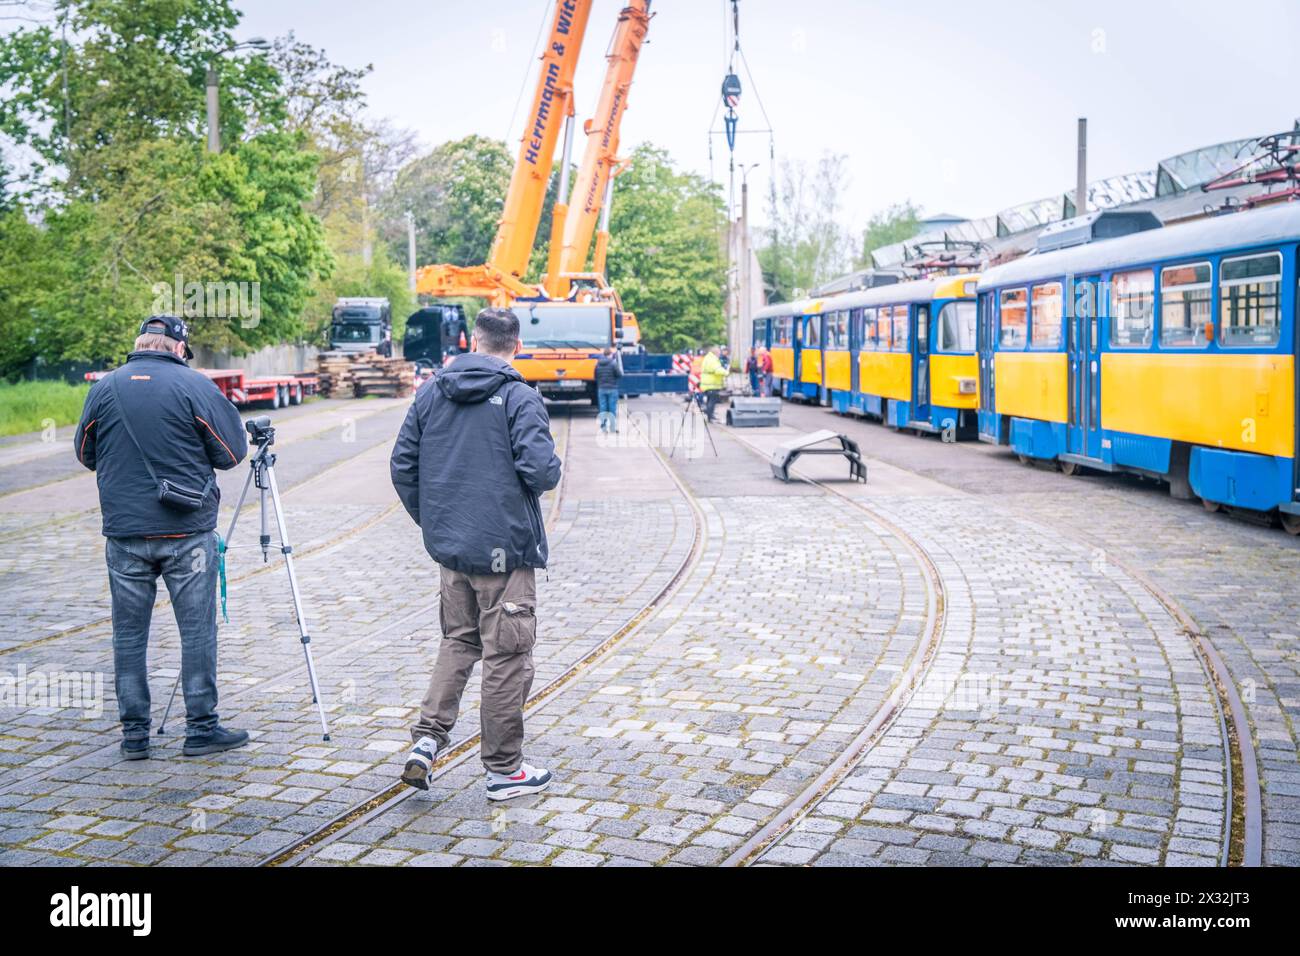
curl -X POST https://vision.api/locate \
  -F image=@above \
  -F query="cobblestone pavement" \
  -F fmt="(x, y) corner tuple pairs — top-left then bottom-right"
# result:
(294, 417), (935, 867)
(751, 488), (1223, 867)
(779, 401), (1299, 866)
(0, 405), (703, 865)
(0, 390), (1292, 867)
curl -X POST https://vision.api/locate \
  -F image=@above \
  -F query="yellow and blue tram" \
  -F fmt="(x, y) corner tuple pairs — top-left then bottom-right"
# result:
(977, 201), (1300, 531)
(752, 297), (815, 399)
(753, 274), (980, 435)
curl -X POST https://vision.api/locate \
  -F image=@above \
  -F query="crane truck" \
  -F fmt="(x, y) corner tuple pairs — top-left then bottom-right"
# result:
(415, 0), (686, 403)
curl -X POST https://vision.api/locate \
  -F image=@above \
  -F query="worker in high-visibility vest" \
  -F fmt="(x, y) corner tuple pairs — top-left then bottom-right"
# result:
(699, 345), (726, 423)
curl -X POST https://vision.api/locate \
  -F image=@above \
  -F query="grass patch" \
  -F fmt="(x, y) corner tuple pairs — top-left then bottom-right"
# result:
(0, 380), (91, 437)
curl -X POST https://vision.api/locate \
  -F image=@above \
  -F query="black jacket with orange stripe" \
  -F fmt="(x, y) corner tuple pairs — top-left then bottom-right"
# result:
(75, 350), (248, 538)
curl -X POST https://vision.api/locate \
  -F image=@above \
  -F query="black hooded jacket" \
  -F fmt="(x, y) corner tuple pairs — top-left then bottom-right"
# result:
(390, 352), (562, 574)
(74, 350), (248, 537)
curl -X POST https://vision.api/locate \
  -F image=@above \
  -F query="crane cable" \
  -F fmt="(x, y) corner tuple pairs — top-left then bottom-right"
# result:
(503, 0), (557, 148)
(709, 0), (776, 221)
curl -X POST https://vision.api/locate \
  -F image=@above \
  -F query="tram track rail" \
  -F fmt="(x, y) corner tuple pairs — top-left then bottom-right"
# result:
(728, 416), (1259, 867)
(717, 429), (949, 866)
(1018, 514), (1260, 868)
(261, 413), (703, 867)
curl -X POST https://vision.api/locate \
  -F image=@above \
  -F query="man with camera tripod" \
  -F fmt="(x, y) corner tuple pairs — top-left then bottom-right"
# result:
(391, 307), (562, 800)
(75, 316), (250, 760)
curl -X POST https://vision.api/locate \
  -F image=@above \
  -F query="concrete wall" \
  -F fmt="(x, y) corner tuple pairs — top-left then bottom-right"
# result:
(190, 342), (320, 376)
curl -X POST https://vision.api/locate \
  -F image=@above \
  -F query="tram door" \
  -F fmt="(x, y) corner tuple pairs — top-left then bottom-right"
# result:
(1067, 276), (1103, 458)
(912, 304), (931, 426)
(849, 309), (861, 396)
(977, 293), (998, 440)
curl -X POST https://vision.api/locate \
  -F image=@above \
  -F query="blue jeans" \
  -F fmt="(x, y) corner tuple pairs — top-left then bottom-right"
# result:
(597, 388), (619, 431)
(105, 532), (219, 739)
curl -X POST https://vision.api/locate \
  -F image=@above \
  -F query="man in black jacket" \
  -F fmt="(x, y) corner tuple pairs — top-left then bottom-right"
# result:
(74, 316), (250, 760)
(390, 307), (562, 800)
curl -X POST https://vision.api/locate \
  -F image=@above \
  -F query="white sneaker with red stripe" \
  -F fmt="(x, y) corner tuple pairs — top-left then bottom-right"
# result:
(485, 762), (552, 801)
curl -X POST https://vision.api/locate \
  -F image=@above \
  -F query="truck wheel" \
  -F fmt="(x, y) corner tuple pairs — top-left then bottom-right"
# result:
(1281, 512), (1300, 536)
(269, 387), (280, 409)
(291, 383), (303, 405)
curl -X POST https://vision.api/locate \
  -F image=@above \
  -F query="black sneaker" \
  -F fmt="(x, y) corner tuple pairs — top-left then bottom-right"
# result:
(182, 726), (250, 756)
(121, 738), (151, 761)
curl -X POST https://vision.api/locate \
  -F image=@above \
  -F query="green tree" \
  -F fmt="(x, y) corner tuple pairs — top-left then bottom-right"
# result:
(605, 144), (726, 352)
(0, 0), (278, 195)
(0, 0), (334, 371)
(376, 135), (515, 270)
(859, 201), (922, 267)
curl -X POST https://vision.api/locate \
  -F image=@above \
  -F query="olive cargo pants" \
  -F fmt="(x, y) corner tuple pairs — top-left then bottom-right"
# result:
(411, 564), (537, 775)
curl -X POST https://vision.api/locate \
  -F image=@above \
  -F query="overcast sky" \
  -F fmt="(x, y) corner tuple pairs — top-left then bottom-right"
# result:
(238, 2), (1296, 229)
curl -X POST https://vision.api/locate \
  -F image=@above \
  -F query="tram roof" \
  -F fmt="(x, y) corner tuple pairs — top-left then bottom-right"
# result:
(978, 201), (1300, 290)
(754, 273), (980, 320)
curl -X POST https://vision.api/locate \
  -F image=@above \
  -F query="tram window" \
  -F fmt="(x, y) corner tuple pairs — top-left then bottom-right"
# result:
(803, 317), (820, 348)
(1220, 252), (1282, 347)
(937, 302), (977, 352)
(1031, 282), (1063, 349)
(1109, 269), (1154, 348)
(861, 309), (877, 350)
(1159, 262), (1212, 348)
(999, 289), (1027, 348)
(826, 311), (849, 349)
(891, 307), (910, 352)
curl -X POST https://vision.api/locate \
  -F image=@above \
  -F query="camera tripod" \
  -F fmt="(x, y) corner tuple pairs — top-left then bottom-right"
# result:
(159, 416), (331, 741)
(668, 390), (719, 459)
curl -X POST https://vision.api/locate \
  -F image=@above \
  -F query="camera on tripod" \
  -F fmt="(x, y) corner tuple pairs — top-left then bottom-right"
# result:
(245, 416), (275, 447)
(160, 409), (332, 742)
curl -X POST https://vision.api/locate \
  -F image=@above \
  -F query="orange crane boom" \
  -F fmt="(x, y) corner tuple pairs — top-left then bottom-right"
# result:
(544, 0), (652, 298)
(416, 0), (593, 304)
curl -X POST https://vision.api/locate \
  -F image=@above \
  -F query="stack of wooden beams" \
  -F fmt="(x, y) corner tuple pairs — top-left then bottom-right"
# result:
(315, 351), (415, 398)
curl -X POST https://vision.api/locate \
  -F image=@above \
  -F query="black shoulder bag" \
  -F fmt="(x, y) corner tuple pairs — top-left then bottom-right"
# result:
(110, 371), (214, 512)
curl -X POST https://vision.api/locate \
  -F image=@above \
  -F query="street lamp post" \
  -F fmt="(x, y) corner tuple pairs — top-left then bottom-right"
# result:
(734, 163), (760, 362)
(406, 211), (417, 293)
(205, 37), (271, 154)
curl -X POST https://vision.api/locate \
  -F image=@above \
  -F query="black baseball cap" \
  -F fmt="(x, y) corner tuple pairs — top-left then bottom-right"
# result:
(139, 315), (193, 359)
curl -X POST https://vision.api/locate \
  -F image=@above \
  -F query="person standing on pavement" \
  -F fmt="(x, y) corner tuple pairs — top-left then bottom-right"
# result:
(758, 346), (774, 397)
(699, 344), (727, 423)
(745, 347), (759, 395)
(73, 316), (250, 760)
(390, 307), (562, 801)
(594, 346), (622, 434)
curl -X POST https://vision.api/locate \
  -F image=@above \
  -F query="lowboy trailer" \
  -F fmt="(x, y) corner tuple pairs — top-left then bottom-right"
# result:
(86, 368), (319, 409)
